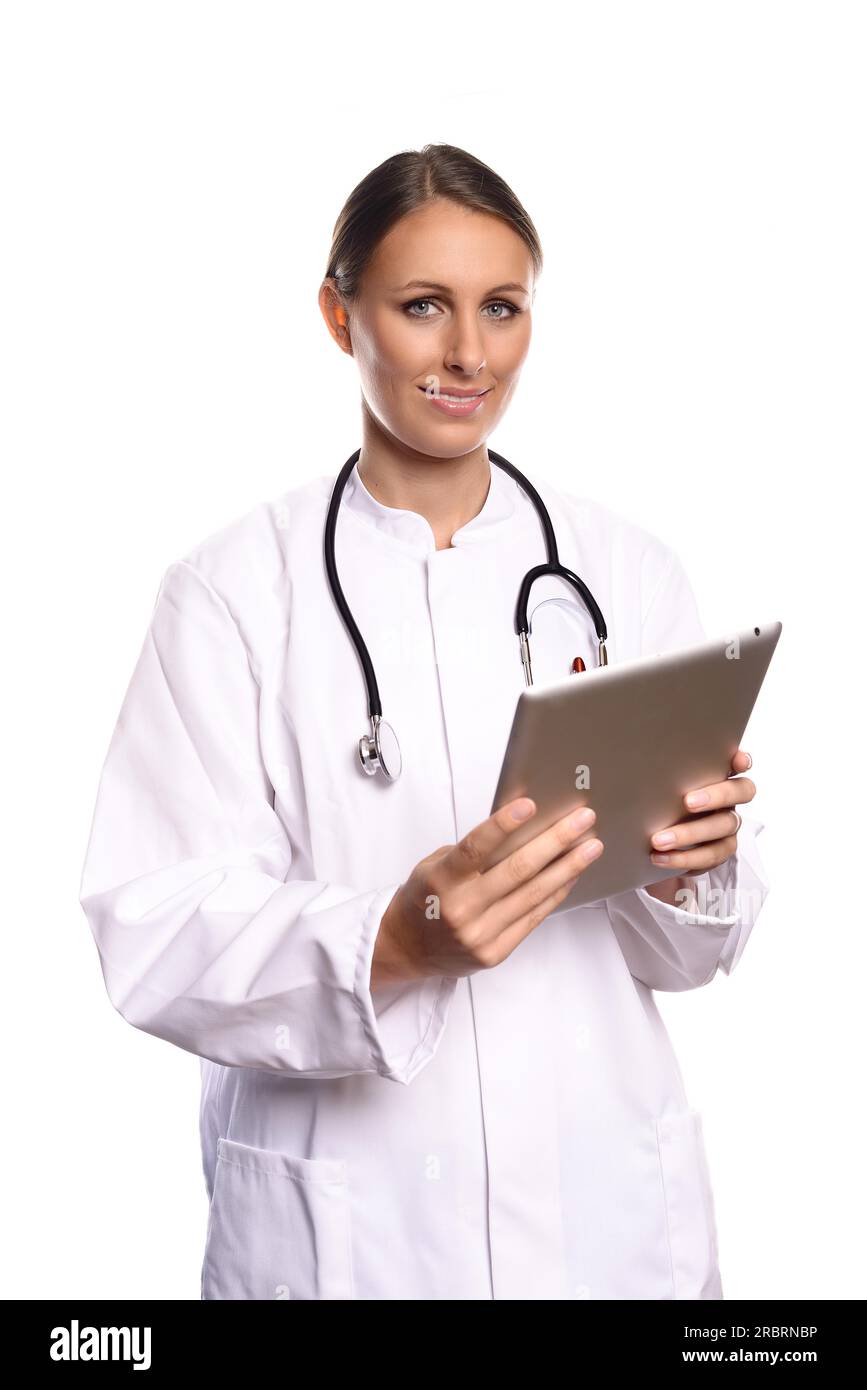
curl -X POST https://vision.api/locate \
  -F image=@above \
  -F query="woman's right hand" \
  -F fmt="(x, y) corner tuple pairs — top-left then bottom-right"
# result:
(371, 798), (604, 987)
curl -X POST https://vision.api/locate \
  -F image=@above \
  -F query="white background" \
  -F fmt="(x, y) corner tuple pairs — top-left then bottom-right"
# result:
(2, 0), (864, 1299)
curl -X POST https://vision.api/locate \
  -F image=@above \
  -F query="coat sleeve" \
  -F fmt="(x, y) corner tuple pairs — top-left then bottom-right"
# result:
(604, 544), (770, 992)
(78, 559), (456, 1083)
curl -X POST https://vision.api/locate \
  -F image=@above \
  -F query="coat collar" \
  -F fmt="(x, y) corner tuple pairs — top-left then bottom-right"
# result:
(339, 453), (520, 556)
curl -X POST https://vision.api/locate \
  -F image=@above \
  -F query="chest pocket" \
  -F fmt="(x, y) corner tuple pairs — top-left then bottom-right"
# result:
(526, 594), (600, 689)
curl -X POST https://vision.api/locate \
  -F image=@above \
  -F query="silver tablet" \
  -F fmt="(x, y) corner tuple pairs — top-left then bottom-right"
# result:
(486, 621), (782, 911)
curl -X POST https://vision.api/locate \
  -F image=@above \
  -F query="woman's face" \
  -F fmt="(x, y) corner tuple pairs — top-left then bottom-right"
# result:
(323, 199), (535, 460)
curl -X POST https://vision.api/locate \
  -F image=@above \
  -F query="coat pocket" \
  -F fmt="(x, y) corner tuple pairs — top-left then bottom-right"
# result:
(526, 595), (599, 685)
(655, 1109), (722, 1300)
(201, 1137), (354, 1300)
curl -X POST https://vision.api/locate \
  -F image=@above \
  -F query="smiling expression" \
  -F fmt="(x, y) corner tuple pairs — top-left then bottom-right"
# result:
(329, 199), (535, 459)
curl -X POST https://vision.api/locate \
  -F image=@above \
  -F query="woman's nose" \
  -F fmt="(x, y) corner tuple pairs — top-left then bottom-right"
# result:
(444, 311), (487, 376)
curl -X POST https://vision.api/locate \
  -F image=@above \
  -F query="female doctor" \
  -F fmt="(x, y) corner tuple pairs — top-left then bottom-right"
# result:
(79, 143), (769, 1301)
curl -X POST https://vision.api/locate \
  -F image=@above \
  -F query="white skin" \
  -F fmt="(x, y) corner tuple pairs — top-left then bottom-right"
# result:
(319, 198), (756, 987)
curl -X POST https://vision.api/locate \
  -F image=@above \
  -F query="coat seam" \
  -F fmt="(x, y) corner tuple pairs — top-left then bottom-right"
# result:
(654, 1121), (678, 1300)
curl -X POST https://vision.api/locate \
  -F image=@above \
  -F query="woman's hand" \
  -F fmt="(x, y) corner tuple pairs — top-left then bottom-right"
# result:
(643, 748), (755, 906)
(372, 799), (604, 987)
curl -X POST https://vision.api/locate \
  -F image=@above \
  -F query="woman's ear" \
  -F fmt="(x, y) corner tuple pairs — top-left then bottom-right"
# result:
(318, 280), (353, 355)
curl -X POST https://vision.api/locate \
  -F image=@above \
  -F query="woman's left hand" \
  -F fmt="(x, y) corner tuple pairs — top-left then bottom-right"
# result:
(643, 749), (755, 903)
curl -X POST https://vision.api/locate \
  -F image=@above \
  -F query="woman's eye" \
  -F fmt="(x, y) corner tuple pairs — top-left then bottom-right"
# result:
(403, 298), (520, 320)
(483, 301), (519, 319)
(404, 299), (439, 318)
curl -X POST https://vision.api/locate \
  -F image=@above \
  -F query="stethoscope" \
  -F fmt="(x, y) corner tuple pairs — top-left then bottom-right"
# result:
(324, 448), (609, 782)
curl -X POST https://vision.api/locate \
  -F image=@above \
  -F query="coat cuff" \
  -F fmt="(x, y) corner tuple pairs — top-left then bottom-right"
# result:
(606, 821), (769, 991)
(634, 852), (741, 981)
(634, 811), (769, 979)
(354, 883), (458, 1085)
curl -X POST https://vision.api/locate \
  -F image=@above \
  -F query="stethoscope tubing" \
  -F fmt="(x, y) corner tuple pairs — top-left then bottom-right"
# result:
(324, 447), (609, 779)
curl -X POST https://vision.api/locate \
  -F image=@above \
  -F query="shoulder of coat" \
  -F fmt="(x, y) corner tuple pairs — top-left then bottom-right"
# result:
(166, 473), (333, 613)
(536, 478), (674, 569)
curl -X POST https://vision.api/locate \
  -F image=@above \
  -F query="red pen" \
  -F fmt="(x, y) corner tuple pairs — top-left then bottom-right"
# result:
(571, 656), (586, 674)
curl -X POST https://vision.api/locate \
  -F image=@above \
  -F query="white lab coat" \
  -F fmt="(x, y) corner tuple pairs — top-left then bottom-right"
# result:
(79, 456), (769, 1300)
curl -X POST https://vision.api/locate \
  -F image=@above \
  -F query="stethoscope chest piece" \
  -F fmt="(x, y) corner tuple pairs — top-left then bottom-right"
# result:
(358, 714), (402, 781)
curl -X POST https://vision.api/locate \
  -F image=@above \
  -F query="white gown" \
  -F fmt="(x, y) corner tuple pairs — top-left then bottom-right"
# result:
(79, 456), (769, 1300)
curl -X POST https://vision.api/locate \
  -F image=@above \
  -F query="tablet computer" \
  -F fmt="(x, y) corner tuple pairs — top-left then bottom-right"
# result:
(485, 621), (782, 911)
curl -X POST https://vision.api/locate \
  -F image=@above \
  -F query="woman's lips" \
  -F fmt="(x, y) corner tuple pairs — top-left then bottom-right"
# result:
(419, 386), (492, 417)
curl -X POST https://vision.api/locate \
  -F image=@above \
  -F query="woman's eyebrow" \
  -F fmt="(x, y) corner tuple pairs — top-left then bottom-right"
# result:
(393, 279), (529, 296)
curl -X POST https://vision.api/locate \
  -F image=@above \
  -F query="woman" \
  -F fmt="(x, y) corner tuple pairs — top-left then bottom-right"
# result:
(79, 143), (768, 1301)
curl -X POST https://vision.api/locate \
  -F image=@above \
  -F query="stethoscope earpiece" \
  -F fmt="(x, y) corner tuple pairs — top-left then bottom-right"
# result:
(324, 449), (609, 784)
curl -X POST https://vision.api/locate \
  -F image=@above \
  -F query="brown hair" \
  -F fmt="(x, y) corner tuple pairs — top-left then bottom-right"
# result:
(324, 143), (543, 304)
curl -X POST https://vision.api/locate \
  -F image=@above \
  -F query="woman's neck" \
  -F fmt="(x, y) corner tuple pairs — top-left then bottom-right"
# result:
(356, 437), (492, 552)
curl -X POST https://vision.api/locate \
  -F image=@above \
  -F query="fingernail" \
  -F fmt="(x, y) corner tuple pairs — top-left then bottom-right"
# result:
(653, 831), (676, 847)
(651, 853), (670, 864)
(686, 791), (710, 808)
(583, 839), (604, 861)
(510, 799), (535, 821)
(569, 807), (595, 832)
(745, 753), (753, 768)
